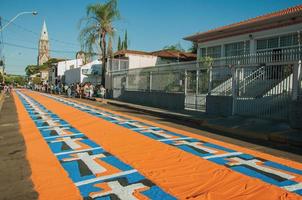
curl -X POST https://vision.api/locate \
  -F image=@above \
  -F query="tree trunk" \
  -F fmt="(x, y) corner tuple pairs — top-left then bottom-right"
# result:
(101, 31), (107, 87)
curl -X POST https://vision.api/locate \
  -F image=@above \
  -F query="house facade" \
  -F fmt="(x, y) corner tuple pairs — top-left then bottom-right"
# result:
(184, 5), (302, 61)
(64, 59), (102, 85)
(48, 59), (83, 85)
(111, 49), (196, 71)
(40, 68), (49, 84)
(182, 5), (302, 120)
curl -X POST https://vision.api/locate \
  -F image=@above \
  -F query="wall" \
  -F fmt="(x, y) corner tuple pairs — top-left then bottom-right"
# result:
(64, 61), (102, 85)
(57, 59), (83, 76)
(115, 90), (185, 110)
(64, 68), (81, 85)
(206, 96), (233, 116)
(127, 54), (157, 69)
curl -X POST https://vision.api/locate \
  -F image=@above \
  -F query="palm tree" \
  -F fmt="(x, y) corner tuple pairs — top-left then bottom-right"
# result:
(79, 0), (120, 87)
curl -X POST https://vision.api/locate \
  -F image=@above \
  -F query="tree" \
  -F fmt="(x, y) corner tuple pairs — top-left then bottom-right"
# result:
(79, 0), (120, 87)
(117, 36), (122, 51)
(107, 37), (113, 58)
(25, 65), (39, 76)
(32, 77), (42, 85)
(123, 30), (128, 50)
(188, 42), (198, 53)
(0, 73), (3, 83)
(163, 42), (184, 52)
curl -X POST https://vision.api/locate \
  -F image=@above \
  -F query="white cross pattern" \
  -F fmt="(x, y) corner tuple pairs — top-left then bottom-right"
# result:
(51, 136), (85, 149)
(90, 181), (148, 200)
(141, 129), (174, 139)
(62, 152), (106, 175)
(228, 157), (295, 180)
(173, 140), (218, 154)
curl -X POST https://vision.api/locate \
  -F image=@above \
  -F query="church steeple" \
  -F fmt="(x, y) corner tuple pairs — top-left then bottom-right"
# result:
(40, 20), (48, 41)
(37, 20), (50, 66)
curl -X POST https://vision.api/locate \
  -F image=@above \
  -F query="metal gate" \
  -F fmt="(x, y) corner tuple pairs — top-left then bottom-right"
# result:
(234, 64), (293, 120)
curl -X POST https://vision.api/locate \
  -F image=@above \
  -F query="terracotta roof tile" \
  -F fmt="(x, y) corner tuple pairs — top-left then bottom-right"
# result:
(184, 4), (302, 42)
(151, 50), (196, 60)
(114, 49), (196, 61)
(114, 50), (152, 56)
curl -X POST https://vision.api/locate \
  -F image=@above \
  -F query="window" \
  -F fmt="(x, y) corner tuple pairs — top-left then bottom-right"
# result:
(257, 39), (267, 50)
(257, 33), (300, 51)
(225, 41), (250, 57)
(280, 33), (299, 47)
(207, 46), (221, 58)
(201, 48), (206, 57)
(199, 46), (221, 58)
(267, 37), (279, 48)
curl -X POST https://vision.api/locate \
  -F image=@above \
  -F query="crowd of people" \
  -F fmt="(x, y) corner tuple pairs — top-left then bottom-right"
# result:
(0, 83), (13, 95)
(31, 82), (107, 100)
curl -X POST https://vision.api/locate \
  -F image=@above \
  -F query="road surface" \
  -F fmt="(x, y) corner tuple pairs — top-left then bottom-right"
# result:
(5, 89), (302, 199)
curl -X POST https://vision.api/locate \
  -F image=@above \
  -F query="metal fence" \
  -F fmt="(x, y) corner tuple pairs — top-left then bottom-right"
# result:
(109, 47), (302, 120)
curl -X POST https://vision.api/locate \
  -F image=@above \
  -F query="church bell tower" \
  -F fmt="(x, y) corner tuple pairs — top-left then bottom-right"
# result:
(37, 20), (50, 66)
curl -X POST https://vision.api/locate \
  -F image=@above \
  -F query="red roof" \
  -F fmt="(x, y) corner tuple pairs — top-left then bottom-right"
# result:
(152, 50), (196, 60)
(114, 49), (196, 61)
(184, 4), (302, 42)
(114, 50), (152, 56)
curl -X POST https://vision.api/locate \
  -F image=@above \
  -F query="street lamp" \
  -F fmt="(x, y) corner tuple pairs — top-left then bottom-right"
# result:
(0, 11), (37, 84)
(0, 11), (38, 32)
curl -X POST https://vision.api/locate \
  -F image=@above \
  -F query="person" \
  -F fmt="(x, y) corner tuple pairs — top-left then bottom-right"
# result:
(100, 85), (106, 100)
(50, 84), (54, 94)
(67, 85), (72, 98)
(3, 84), (9, 95)
(80, 84), (84, 99)
(64, 84), (68, 94)
(84, 83), (89, 98)
(76, 83), (80, 98)
(70, 83), (75, 98)
(89, 83), (94, 98)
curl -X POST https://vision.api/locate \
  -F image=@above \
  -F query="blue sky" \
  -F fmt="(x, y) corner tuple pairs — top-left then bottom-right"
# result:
(0, 0), (301, 75)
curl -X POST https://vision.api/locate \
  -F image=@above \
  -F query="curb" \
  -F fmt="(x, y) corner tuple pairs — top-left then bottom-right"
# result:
(107, 101), (302, 147)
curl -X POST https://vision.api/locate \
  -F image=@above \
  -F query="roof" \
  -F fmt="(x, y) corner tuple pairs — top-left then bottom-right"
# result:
(114, 49), (196, 60)
(184, 4), (302, 43)
(114, 50), (152, 57)
(151, 50), (196, 60)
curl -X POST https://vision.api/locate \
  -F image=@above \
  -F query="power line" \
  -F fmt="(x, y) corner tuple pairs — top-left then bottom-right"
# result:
(3, 41), (78, 54)
(1, 17), (79, 47)
(3, 41), (98, 55)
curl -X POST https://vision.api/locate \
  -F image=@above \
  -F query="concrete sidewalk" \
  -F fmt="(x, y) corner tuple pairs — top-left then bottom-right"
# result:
(97, 98), (302, 148)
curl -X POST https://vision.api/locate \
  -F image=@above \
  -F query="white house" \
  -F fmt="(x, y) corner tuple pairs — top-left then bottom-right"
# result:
(64, 59), (102, 85)
(48, 59), (83, 85)
(110, 49), (196, 71)
(183, 4), (302, 119)
(184, 5), (302, 61)
(40, 68), (49, 84)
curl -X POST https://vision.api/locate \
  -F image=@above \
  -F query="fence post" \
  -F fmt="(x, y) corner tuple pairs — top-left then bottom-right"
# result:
(196, 70), (199, 95)
(242, 67), (246, 94)
(231, 65), (237, 115)
(184, 70), (188, 95)
(292, 60), (301, 100)
(195, 70), (199, 110)
(125, 74), (129, 90)
(208, 65), (212, 95)
(149, 71), (152, 92)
